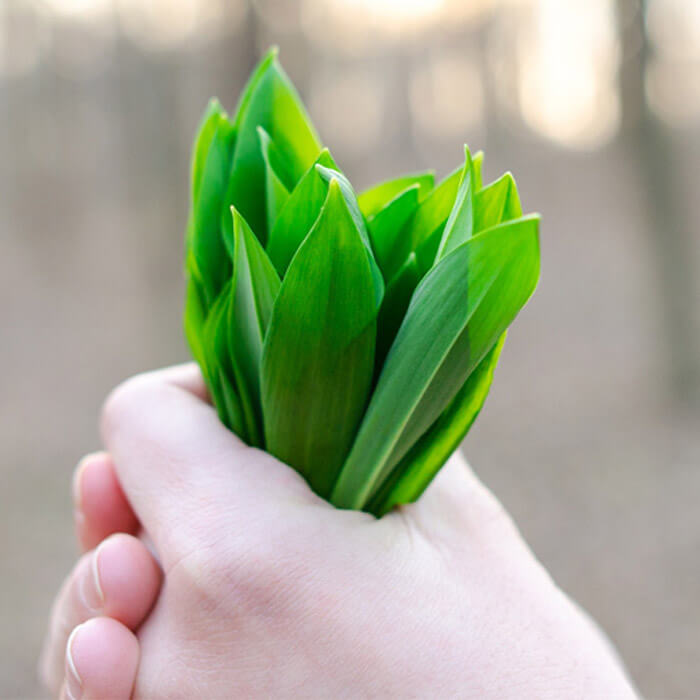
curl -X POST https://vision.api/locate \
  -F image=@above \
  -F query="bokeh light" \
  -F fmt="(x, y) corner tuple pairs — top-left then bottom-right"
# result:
(516, 0), (620, 149)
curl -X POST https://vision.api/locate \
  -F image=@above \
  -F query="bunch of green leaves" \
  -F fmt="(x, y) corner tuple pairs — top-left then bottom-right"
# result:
(184, 48), (540, 516)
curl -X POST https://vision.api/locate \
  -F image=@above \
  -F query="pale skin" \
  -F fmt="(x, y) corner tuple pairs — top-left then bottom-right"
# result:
(40, 364), (637, 699)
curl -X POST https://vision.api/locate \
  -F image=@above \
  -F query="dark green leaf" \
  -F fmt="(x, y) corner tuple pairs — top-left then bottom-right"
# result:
(261, 180), (378, 498)
(331, 215), (540, 510)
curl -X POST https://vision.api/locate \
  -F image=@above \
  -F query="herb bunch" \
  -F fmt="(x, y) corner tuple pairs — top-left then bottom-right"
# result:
(184, 48), (540, 515)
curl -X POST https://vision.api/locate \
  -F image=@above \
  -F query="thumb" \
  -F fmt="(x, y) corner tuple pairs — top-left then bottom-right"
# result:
(100, 364), (317, 561)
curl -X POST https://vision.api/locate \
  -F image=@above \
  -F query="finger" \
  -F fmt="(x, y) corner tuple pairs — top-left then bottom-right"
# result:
(64, 618), (139, 700)
(73, 452), (139, 551)
(40, 534), (161, 695)
(100, 363), (317, 560)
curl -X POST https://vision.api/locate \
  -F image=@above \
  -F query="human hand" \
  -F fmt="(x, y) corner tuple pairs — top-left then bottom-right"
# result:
(42, 364), (637, 698)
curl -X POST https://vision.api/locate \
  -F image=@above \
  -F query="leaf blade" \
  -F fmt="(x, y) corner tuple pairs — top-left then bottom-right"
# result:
(358, 171), (435, 219)
(368, 333), (506, 516)
(331, 215), (540, 510)
(261, 180), (378, 498)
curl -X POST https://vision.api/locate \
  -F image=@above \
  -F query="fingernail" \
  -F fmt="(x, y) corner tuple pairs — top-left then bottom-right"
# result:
(65, 624), (84, 700)
(78, 546), (105, 613)
(72, 457), (90, 511)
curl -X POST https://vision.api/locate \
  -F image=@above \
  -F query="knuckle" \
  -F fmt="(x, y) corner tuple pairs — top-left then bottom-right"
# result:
(100, 371), (157, 439)
(170, 517), (318, 620)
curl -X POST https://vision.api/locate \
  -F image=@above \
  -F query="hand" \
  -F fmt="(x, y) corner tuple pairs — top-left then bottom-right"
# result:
(42, 364), (637, 698)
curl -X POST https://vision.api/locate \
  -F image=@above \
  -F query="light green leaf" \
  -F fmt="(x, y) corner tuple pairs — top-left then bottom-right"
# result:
(472, 151), (484, 192)
(368, 333), (506, 516)
(227, 208), (281, 446)
(358, 171), (435, 219)
(366, 185), (421, 279)
(265, 149), (338, 277)
(474, 172), (522, 233)
(262, 180), (378, 498)
(435, 147), (475, 262)
(223, 48), (323, 245)
(331, 215), (540, 510)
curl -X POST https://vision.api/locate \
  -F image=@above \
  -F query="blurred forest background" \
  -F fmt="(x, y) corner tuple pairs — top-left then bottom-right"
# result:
(1, 0), (699, 697)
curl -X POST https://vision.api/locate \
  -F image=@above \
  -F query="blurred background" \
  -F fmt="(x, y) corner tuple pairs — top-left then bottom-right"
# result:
(1, 0), (699, 696)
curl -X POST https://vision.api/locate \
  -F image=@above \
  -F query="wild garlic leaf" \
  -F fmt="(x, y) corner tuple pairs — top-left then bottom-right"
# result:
(228, 208), (281, 446)
(394, 164), (463, 271)
(223, 48), (322, 245)
(191, 99), (228, 209)
(435, 147), (476, 261)
(331, 215), (540, 510)
(257, 127), (293, 235)
(202, 284), (248, 440)
(262, 180), (378, 498)
(472, 151), (484, 191)
(375, 253), (420, 374)
(365, 185), (421, 279)
(266, 149), (338, 277)
(189, 102), (236, 307)
(368, 333), (506, 516)
(474, 172), (522, 232)
(315, 165), (384, 309)
(184, 255), (209, 380)
(358, 171), (435, 219)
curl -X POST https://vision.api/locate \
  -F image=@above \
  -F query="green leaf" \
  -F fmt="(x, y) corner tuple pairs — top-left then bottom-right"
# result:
(375, 253), (420, 373)
(331, 215), (540, 510)
(435, 147), (475, 262)
(366, 185), (421, 279)
(189, 102), (236, 307)
(261, 180), (378, 498)
(191, 99), (227, 210)
(201, 285), (247, 439)
(472, 150), (484, 192)
(228, 208), (281, 446)
(315, 165), (384, 308)
(183, 257), (209, 377)
(358, 171), (435, 219)
(474, 172), (522, 233)
(368, 333), (506, 516)
(393, 164), (463, 271)
(223, 48), (323, 245)
(265, 149), (338, 277)
(257, 127), (292, 235)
